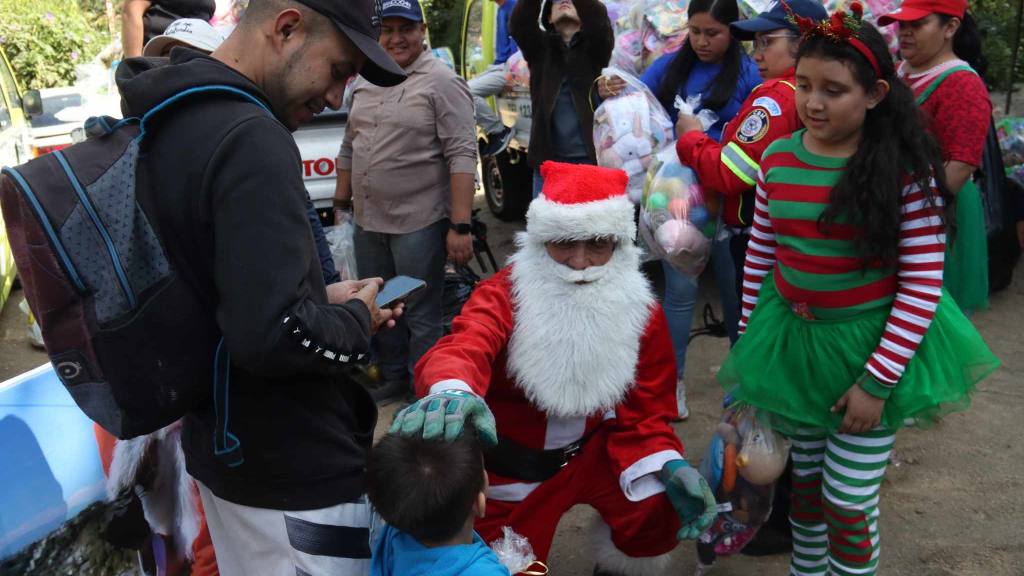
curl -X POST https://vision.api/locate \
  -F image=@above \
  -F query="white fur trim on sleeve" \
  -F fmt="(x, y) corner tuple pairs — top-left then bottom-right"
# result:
(619, 449), (683, 502)
(428, 379), (475, 395)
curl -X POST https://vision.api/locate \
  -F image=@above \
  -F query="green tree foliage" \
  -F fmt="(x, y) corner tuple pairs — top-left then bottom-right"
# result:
(423, 0), (466, 67)
(0, 0), (114, 89)
(976, 0), (1021, 90)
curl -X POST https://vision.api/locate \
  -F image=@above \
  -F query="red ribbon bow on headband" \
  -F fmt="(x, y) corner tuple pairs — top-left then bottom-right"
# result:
(783, 1), (882, 77)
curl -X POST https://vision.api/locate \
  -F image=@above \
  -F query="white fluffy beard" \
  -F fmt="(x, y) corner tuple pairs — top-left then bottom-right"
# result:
(506, 233), (655, 418)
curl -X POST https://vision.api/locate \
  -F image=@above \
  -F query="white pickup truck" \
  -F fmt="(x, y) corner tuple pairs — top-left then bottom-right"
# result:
(294, 108), (347, 225)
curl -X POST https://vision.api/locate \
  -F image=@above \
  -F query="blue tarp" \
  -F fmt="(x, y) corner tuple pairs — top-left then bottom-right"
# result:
(0, 363), (105, 559)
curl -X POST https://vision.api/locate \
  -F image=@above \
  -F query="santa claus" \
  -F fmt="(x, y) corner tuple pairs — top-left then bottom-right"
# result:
(390, 161), (716, 575)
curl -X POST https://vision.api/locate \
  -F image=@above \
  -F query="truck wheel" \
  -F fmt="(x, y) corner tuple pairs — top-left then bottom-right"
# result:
(483, 149), (531, 221)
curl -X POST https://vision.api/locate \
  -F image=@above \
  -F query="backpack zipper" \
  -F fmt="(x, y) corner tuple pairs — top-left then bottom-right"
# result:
(52, 150), (137, 308)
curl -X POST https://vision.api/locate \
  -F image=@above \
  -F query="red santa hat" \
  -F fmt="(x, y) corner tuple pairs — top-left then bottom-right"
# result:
(526, 161), (635, 243)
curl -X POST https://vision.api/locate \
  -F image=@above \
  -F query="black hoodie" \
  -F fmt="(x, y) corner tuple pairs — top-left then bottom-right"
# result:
(118, 49), (377, 510)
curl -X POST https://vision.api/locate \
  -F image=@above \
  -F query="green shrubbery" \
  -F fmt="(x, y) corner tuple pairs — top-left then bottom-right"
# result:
(0, 0), (114, 89)
(424, 0), (466, 66)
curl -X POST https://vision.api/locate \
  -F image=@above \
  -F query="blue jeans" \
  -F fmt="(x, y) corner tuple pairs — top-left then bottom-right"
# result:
(353, 219), (448, 383)
(661, 231), (742, 379)
(532, 157), (592, 198)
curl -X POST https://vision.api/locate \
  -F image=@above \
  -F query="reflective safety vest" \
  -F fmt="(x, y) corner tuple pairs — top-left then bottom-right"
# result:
(675, 71), (801, 227)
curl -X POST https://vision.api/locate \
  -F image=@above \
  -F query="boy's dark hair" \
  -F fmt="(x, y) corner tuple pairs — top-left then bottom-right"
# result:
(365, 427), (485, 543)
(796, 22), (953, 268)
(656, 0), (745, 113)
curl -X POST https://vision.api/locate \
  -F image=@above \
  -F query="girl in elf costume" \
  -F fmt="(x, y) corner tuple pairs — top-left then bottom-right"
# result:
(878, 0), (992, 314)
(717, 6), (999, 575)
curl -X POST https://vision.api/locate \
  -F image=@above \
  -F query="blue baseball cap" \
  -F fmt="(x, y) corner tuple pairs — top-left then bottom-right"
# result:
(731, 0), (828, 40)
(380, 0), (424, 22)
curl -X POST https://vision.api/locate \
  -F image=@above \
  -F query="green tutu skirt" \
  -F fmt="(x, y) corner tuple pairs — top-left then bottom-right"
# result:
(718, 274), (999, 435)
(944, 180), (989, 313)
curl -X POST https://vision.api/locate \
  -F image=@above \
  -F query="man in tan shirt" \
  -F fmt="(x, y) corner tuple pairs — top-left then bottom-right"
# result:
(333, 0), (477, 403)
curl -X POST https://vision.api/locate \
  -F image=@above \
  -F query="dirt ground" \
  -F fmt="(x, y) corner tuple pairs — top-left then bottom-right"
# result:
(2, 188), (1023, 574)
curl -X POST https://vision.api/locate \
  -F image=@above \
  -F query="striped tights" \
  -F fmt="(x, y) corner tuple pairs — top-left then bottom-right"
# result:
(788, 428), (895, 576)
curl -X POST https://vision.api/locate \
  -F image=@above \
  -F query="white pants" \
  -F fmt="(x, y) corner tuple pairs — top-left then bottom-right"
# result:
(468, 64), (510, 135)
(197, 483), (380, 576)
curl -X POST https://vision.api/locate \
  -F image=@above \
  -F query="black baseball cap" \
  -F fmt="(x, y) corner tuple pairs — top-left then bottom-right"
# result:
(294, 0), (407, 86)
(731, 0), (828, 40)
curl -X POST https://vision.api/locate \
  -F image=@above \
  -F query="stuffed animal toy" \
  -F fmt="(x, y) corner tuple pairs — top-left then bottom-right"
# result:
(594, 77), (673, 202)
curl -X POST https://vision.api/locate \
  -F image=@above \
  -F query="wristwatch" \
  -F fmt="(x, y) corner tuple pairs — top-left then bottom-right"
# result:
(449, 221), (472, 235)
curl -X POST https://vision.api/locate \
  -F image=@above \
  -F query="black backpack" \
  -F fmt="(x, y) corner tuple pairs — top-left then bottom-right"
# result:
(0, 85), (269, 440)
(977, 117), (1022, 293)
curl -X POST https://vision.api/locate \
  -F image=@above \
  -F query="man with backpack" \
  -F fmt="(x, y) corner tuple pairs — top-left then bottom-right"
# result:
(114, 0), (405, 574)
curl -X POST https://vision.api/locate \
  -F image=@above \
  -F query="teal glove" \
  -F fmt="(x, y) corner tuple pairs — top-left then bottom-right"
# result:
(660, 459), (718, 540)
(389, 390), (498, 446)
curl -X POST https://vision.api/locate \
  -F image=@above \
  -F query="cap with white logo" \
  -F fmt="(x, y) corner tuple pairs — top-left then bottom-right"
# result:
(380, 0), (424, 22)
(143, 18), (226, 57)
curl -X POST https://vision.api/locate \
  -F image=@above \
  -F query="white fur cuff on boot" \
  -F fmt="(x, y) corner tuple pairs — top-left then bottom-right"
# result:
(590, 519), (673, 576)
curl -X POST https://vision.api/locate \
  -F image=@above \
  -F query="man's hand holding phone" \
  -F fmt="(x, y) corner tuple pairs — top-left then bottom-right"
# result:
(327, 278), (403, 334)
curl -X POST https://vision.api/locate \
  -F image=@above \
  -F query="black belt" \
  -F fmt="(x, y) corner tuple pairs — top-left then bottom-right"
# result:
(485, 431), (594, 483)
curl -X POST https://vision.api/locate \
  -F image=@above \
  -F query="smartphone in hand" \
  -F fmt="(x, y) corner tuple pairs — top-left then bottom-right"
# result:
(375, 276), (427, 308)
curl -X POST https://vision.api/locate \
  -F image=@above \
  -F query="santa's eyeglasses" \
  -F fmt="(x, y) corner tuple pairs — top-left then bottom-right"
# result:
(546, 238), (617, 253)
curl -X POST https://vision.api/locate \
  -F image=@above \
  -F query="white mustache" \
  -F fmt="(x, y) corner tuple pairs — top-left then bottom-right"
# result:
(550, 261), (611, 284)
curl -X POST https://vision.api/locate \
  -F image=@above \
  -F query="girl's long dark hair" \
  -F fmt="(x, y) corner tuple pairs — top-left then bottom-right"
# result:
(939, 12), (987, 79)
(656, 0), (744, 112)
(798, 23), (953, 267)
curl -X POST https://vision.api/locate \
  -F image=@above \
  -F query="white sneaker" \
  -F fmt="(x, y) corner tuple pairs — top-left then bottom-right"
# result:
(675, 378), (689, 421)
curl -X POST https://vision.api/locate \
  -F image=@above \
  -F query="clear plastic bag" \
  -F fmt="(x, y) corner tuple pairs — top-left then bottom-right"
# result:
(506, 50), (530, 89)
(638, 147), (713, 277)
(673, 94), (719, 133)
(695, 405), (791, 571)
(593, 67), (675, 203)
(491, 526), (548, 575)
(323, 220), (358, 281)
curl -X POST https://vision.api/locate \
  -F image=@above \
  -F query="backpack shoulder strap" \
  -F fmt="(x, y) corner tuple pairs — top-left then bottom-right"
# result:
(137, 85), (274, 140)
(915, 65), (976, 105)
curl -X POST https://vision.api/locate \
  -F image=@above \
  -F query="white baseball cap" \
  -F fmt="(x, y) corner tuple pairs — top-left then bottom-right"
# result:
(143, 18), (226, 57)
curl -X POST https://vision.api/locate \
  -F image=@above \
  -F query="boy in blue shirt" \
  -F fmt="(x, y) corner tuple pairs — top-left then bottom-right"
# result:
(366, 427), (509, 576)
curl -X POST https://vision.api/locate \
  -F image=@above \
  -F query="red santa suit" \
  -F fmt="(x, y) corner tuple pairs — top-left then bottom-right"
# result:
(415, 162), (684, 575)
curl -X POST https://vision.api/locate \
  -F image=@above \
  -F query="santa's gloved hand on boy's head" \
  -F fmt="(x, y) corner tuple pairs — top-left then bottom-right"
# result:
(389, 389), (497, 446)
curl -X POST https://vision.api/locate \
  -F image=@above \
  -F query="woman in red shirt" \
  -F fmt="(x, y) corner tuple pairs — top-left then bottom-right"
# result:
(879, 0), (991, 313)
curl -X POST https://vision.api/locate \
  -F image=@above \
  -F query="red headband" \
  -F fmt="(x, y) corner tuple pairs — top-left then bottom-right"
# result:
(785, 2), (882, 78)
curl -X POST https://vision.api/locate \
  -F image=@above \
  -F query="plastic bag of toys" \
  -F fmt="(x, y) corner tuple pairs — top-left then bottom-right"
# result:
(608, 0), (688, 74)
(637, 147), (714, 276)
(593, 67), (675, 201)
(997, 117), (1024, 168)
(695, 405), (791, 574)
(506, 50), (530, 89)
